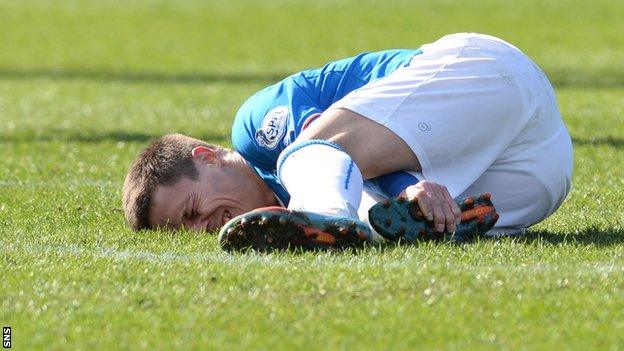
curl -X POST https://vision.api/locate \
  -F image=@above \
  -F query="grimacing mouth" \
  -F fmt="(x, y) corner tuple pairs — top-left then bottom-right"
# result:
(212, 209), (233, 231)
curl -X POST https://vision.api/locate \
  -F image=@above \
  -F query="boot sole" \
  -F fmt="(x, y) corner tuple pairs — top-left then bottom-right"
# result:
(368, 193), (499, 242)
(218, 207), (373, 251)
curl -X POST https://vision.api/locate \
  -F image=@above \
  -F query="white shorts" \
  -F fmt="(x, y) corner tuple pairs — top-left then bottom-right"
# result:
(334, 33), (573, 230)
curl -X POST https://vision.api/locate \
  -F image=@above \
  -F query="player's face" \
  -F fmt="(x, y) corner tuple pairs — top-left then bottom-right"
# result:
(148, 165), (251, 232)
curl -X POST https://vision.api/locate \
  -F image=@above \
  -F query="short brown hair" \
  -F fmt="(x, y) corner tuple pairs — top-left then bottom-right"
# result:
(122, 133), (218, 231)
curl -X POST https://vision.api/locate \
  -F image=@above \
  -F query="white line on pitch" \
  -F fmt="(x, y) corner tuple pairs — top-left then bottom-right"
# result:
(2, 243), (624, 274)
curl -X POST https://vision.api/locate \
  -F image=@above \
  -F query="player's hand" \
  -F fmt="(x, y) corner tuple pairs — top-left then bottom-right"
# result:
(399, 180), (461, 233)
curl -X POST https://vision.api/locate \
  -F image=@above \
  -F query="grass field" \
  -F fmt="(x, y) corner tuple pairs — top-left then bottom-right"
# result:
(1, 0), (624, 349)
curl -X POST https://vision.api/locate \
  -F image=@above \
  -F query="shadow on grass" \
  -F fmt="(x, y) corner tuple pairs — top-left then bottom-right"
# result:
(516, 227), (624, 247)
(0, 68), (290, 85)
(572, 136), (624, 148)
(362, 227), (624, 252)
(0, 129), (230, 145)
(171, 226), (623, 255)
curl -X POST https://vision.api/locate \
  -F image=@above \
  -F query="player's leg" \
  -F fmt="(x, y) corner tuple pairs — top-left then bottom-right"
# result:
(278, 140), (363, 218)
(331, 33), (572, 239)
(368, 36), (572, 236)
(219, 140), (375, 251)
(218, 206), (373, 251)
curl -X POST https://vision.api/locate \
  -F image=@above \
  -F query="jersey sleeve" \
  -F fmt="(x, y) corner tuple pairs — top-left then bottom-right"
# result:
(231, 76), (323, 171)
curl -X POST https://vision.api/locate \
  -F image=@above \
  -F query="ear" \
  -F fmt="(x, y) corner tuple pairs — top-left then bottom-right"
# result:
(191, 146), (219, 164)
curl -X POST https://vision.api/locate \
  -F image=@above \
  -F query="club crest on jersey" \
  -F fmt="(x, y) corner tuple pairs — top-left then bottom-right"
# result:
(255, 106), (289, 149)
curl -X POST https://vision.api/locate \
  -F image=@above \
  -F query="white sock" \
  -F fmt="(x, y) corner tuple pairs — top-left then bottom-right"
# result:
(277, 140), (363, 218)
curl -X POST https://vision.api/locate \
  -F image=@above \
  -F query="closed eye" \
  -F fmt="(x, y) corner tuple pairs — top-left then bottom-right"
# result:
(183, 194), (199, 221)
(184, 210), (198, 221)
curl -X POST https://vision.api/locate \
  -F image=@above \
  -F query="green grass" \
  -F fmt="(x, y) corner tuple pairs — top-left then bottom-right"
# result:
(1, 0), (624, 349)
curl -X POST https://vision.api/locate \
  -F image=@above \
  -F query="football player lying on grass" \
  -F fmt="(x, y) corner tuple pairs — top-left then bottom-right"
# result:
(122, 33), (573, 250)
